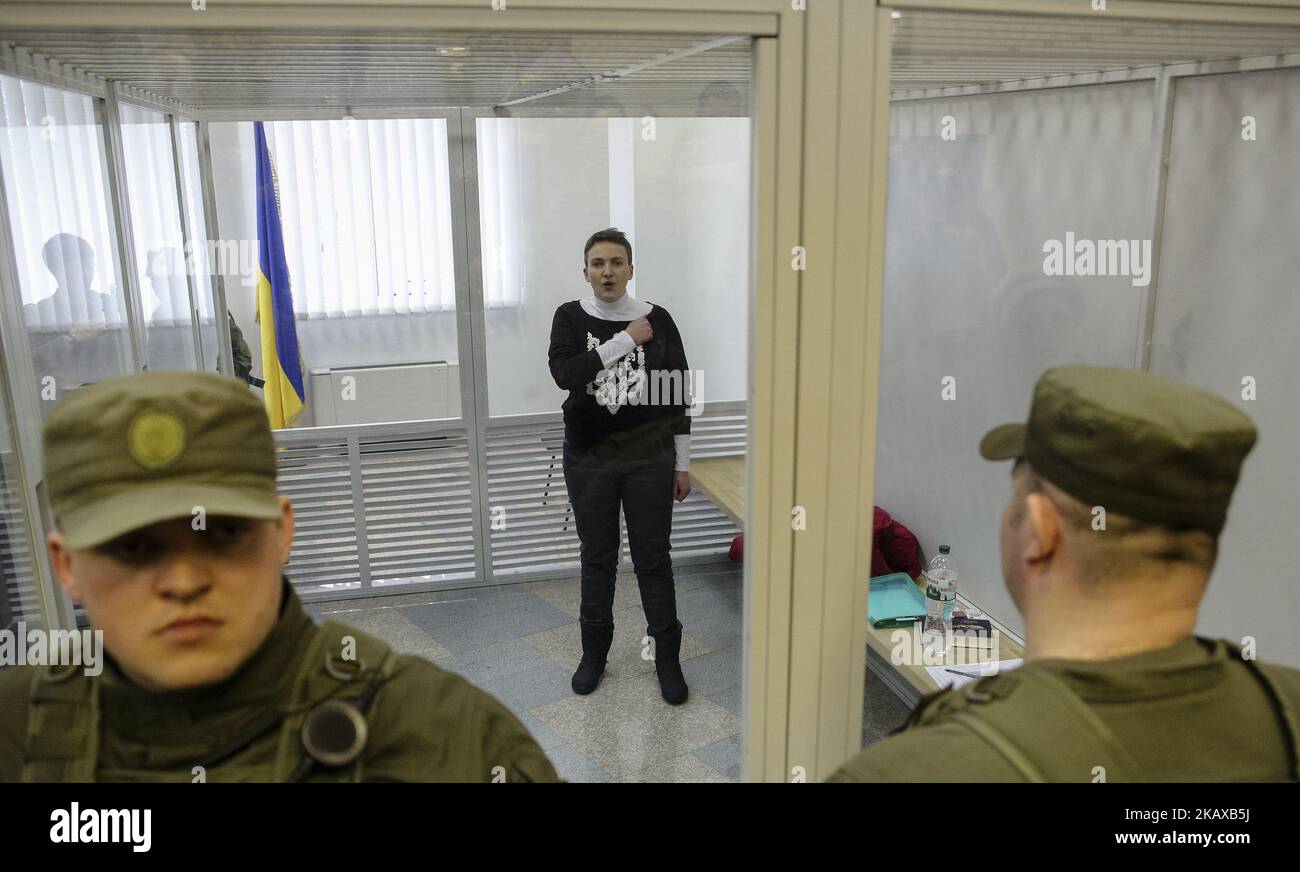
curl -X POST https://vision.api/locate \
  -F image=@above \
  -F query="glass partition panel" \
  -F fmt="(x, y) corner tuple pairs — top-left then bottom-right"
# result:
(119, 101), (198, 372)
(0, 369), (38, 632)
(177, 119), (219, 373)
(207, 118), (461, 428)
(0, 73), (132, 413)
(876, 81), (1155, 635)
(1151, 66), (1300, 668)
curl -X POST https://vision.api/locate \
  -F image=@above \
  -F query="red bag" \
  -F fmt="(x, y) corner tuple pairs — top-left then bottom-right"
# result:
(729, 507), (920, 577)
(728, 533), (744, 562)
(871, 506), (923, 581)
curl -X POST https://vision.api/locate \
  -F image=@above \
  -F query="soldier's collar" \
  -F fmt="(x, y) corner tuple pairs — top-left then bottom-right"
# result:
(1028, 636), (1227, 703)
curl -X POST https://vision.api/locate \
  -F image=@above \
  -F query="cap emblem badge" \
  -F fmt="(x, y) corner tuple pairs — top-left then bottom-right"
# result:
(128, 410), (186, 469)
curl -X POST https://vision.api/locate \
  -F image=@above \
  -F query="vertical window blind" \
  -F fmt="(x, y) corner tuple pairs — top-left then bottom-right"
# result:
(475, 118), (526, 310)
(264, 117), (460, 318)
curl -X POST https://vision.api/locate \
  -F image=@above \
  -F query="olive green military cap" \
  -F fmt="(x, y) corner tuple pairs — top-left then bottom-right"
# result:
(42, 371), (281, 549)
(979, 365), (1257, 533)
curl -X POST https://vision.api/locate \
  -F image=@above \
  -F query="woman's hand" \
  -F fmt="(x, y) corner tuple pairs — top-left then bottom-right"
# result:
(673, 471), (691, 502)
(626, 316), (653, 346)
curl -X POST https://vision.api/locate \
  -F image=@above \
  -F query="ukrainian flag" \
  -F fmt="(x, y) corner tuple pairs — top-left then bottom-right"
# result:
(253, 121), (304, 428)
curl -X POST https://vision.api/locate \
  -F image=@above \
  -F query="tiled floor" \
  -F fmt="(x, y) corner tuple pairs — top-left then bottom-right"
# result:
(306, 563), (747, 783)
(305, 563), (914, 781)
(861, 661), (915, 749)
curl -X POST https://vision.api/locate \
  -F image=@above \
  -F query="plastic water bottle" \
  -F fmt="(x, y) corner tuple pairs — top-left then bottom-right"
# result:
(922, 545), (958, 645)
(933, 545), (958, 623)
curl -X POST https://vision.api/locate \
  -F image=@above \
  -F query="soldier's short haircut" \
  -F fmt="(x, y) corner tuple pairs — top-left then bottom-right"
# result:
(1012, 459), (1218, 584)
(583, 228), (632, 266)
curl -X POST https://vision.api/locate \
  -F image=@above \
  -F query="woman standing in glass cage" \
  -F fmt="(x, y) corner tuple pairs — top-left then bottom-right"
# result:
(547, 228), (695, 704)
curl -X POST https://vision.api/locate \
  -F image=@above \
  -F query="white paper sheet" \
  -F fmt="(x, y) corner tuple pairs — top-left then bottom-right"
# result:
(926, 658), (1024, 691)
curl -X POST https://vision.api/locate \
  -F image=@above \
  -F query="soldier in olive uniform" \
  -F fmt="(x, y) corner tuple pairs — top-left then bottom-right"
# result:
(227, 312), (263, 389)
(831, 365), (1300, 782)
(0, 371), (559, 782)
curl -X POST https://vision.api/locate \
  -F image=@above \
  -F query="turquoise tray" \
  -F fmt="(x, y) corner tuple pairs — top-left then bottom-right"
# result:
(868, 572), (927, 627)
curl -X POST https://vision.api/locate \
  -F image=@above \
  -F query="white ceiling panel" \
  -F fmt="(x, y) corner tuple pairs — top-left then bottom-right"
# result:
(3, 12), (1300, 114)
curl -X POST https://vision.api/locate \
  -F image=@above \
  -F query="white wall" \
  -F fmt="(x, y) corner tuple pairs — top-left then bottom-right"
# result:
(633, 118), (750, 407)
(481, 117), (613, 418)
(876, 82), (1156, 636)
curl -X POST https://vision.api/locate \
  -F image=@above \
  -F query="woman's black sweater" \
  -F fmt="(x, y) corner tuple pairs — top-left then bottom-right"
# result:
(548, 300), (692, 460)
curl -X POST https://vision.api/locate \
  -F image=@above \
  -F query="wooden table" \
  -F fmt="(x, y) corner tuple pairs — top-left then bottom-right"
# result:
(865, 597), (1026, 708)
(691, 455), (1026, 708)
(689, 457), (745, 527)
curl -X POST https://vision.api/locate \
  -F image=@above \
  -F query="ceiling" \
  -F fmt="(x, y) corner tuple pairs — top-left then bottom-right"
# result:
(891, 11), (1300, 91)
(0, 30), (754, 115)
(3, 12), (1300, 114)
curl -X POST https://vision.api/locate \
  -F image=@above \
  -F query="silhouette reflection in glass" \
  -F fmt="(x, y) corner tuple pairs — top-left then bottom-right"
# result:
(142, 245), (194, 372)
(26, 233), (131, 406)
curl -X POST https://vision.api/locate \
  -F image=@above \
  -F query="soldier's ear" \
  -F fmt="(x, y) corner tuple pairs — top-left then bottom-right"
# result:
(276, 496), (295, 565)
(1023, 492), (1062, 567)
(47, 531), (83, 603)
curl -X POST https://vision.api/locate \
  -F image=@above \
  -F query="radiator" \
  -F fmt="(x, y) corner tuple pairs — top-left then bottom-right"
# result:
(309, 361), (461, 425)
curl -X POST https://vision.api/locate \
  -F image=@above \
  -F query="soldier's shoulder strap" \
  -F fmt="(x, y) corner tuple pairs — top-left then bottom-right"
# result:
(272, 619), (400, 782)
(1220, 638), (1300, 782)
(21, 664), (101, 783)
(922, 666), (1146, 782)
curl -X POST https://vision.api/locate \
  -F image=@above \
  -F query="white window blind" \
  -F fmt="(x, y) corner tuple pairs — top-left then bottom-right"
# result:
(475, 119), (525, 309)
(264, 118), (459, 318)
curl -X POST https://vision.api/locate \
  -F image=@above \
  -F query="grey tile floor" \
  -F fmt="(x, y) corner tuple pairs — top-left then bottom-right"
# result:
(305, 563), (914, 781)
(861, 659), (915, 749)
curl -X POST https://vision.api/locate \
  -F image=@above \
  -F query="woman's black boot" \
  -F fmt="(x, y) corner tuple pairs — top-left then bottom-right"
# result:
(651, 624), (689, 705)
(572, 624), (614, 695)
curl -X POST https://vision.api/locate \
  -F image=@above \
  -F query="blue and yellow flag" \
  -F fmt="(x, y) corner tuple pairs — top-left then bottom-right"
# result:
(253, 120), (304, 428)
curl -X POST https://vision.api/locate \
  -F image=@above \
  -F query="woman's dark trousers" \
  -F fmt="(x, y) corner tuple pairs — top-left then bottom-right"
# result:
(563, 440), (686, 702)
